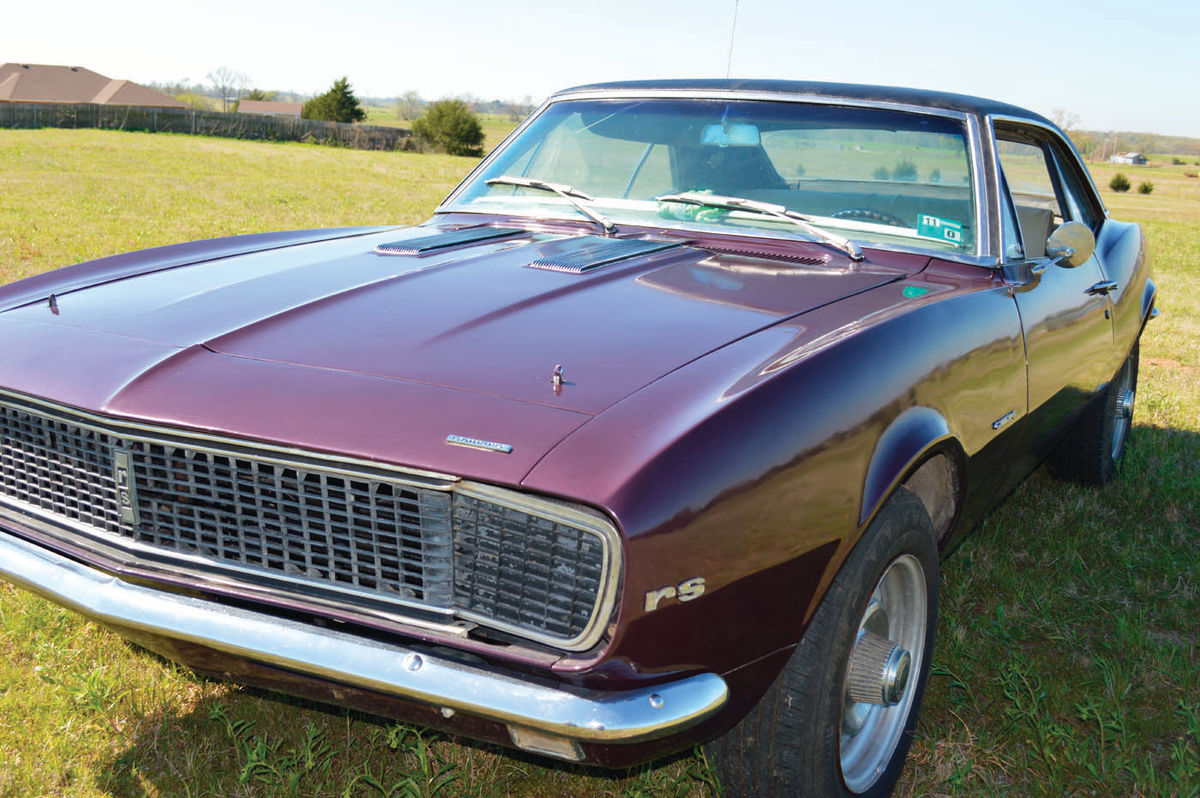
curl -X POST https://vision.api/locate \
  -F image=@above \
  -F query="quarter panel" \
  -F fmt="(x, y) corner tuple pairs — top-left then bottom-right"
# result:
(1096, 219), (1151, 354)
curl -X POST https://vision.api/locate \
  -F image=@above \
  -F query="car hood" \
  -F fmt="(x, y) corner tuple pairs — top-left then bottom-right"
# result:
(0, 223), (910, 480)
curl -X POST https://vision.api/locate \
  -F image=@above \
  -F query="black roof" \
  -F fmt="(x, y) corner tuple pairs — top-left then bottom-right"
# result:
(555, 79), (1052, 126)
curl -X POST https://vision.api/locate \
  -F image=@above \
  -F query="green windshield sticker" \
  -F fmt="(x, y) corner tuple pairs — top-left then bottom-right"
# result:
(917, 214), (964, 244)
(902, 286), (930, 298)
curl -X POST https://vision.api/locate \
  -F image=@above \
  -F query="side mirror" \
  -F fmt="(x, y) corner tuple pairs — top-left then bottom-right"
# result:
(1045, 221), (1095, 268)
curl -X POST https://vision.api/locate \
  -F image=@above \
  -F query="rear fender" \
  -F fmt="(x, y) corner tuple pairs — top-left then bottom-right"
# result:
(1139, 276), (1158, 335)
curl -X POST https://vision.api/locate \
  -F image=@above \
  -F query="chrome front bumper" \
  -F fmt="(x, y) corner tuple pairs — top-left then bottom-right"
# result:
(0, 530), (728, 748)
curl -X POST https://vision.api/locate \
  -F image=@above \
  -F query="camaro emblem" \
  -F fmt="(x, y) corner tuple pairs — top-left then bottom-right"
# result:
(445, 434), (513, 454)
(111, 448), (139, 525)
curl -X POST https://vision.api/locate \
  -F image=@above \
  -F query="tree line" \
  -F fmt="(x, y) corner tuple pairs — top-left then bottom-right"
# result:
(148, 68), (538, 158)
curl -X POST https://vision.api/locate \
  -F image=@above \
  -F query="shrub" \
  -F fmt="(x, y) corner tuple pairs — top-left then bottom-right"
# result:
(1172, 157), (1187, 165)
(303, 77), (366, 124)
(892, 159), (918, 181)
(412, 99), (484, 157)
(1138, 181), (1154, 194)
(1109, 173), (1131, 192)
(872, 166), (890, 180)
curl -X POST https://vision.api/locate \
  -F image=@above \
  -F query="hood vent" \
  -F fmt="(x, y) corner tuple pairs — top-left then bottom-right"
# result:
(527, 236), (679, 274)
(375, 226), (524, 256)
(700, 241), (830, 266)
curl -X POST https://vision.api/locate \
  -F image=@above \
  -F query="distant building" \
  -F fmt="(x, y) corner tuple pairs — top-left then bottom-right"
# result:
(0, 63), (185, 108)
(238, 100), (303, 118)
(1110, 152), (1147, 165)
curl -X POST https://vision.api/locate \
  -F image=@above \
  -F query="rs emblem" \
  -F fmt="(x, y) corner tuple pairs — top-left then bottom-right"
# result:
(644, 577), (706, 611)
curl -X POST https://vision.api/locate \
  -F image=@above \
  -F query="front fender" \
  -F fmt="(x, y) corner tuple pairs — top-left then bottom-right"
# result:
(859, 406), (957, 527)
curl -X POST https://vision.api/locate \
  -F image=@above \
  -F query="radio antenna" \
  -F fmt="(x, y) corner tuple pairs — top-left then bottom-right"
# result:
(726, 0), (739, 78)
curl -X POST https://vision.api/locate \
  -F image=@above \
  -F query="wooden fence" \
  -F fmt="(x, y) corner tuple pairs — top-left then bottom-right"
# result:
(0, 103), (413, 151)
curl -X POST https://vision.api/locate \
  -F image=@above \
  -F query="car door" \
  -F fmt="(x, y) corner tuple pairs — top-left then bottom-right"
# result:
(994, 122), (1116, 451)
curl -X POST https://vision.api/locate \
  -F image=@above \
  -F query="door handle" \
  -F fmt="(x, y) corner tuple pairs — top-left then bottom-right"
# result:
(1086, 280), (1118, 296)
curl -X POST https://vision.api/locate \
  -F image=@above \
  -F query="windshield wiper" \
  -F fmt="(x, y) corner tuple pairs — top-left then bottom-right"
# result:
(485, 176), (616, 236)
(655, 191), (863, 261)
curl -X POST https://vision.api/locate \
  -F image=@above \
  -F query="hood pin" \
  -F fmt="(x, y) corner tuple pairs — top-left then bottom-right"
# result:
(48, 293), (59, 315)
(552, 364), (565, 395)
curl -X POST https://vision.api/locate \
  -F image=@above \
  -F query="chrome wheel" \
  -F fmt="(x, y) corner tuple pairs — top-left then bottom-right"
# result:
(839, 553), (928, 793)
(1111, 361), (1136, 462)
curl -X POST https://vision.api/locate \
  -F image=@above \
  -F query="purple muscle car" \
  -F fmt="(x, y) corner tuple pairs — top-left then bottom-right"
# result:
(0, 80), (1154, 795)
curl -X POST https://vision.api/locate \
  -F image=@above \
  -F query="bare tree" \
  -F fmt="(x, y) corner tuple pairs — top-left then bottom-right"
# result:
(395, 90), (424, 121)
(207, 66), (248, 112)
(1050, 108), (1082, 132)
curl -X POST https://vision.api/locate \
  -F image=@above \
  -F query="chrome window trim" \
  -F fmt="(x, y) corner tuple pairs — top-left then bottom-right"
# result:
(438, 90), (991, 261)
(988, 114), (1110, 219)
(0, 388), (623, 653)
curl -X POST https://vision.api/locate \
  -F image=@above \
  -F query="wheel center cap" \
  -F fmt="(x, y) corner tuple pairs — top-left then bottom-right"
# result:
(846, 630), (911, 706)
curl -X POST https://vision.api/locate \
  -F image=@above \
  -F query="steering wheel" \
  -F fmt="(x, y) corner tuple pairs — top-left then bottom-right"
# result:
(831, 208), (907, 228)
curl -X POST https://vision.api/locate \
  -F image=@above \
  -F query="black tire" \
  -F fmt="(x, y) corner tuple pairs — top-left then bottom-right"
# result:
(707, 487), (939, 797)
(1047, 343), (1139, 486)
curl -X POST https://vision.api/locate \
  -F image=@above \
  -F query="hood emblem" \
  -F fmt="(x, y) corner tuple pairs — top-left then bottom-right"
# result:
(446, 434), (513, 454)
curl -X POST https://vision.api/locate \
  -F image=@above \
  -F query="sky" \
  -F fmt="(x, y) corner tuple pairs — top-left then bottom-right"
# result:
(3, 0), (1197, 137)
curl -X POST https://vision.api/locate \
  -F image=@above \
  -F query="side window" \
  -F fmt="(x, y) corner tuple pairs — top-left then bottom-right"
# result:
(997, 138), (1062, 259)
(996, 125), (1104, 260)
(1046, 143), (1103, 232)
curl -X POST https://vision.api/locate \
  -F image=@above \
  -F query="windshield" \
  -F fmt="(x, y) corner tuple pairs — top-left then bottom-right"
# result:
(444, 98), (978, 255)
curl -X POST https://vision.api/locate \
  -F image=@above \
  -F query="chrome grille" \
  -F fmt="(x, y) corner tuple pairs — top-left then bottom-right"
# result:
(130, 444), (453, 604)
(452, 495), (605, 643)
(0, 404), (125, 534)
(0, 395), (617, 650)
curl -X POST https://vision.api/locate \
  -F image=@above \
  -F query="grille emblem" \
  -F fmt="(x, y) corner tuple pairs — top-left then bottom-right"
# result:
(111, 448), (139, 525)
(446, 434), (513, 454)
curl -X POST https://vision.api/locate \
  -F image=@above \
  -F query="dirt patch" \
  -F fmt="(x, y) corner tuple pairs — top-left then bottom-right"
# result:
(1145, 357), (1196, 374)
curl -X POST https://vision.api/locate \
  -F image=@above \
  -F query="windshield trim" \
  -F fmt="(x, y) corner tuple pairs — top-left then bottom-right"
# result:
(438, 90), (992, 262)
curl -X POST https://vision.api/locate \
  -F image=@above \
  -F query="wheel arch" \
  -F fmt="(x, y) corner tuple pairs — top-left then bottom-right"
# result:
(1138, 276), (1158, 335)
(860, 406), (966, 547)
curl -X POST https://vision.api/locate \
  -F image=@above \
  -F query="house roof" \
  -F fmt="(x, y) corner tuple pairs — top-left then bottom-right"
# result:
(238, 100), (303, 115)
(0, 63), (185, 108)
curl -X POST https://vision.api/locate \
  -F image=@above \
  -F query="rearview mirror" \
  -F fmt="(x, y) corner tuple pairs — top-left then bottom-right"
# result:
(700, 122), (761, 148)
(1046, 221), (1095, 268)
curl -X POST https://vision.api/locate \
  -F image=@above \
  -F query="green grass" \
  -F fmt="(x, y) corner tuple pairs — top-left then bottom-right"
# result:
(363, 105), (519, 155)
(0, 129), (1197, 796)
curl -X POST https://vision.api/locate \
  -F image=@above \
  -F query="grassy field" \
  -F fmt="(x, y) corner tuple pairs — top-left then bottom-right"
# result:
(0, 129), (1196, 797)
(362, 106), (520, 155)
